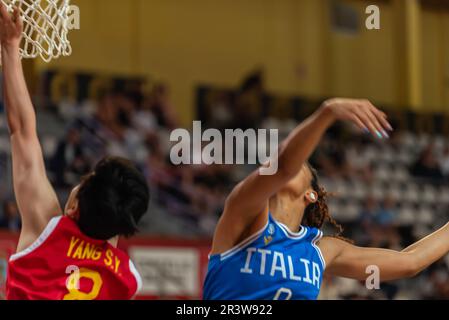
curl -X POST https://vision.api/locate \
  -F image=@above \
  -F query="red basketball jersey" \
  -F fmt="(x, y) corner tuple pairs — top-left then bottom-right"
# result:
(6, 216), (142, 300)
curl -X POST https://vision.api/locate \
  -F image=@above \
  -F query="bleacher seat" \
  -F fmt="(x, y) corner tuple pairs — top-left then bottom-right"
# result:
(397, 205), (416, 226)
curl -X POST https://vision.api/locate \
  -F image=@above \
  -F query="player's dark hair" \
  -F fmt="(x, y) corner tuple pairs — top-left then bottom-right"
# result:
(76, 156), (150, 240)
(302, 165), (345, 239)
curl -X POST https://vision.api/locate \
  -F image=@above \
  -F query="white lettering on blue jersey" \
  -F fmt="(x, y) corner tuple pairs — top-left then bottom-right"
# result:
(313, 262), (321, 287)
(288, 256), (302, 281)
(258, 249), (271, 275)
(240, 247), (256, 274)
(300, 258), (313, 284)
(239, 248), (320, 289)
(270, 251), (287, 279)
(203, 215), (325, 300)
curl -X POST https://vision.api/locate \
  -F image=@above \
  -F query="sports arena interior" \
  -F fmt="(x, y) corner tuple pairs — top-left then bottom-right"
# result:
(1, 0), (449, 299)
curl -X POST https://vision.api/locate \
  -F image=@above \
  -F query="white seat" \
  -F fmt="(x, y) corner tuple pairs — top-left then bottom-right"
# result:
(346, 147), (369, 169)
(320, 177), (335, 192)
(42, 135), (58, 158)
(399, 131), (417, 150)
(337, 203), (360, 222)
(397, 205), (417, 226)
(329, 201), (342, 220)
(385, 183), (403, 202)
(363, 146), (378, 163)
(416, 206), (434, 225)
(433, 135), (446, 153)
(379, 146), (395, 163)
(392, 166), (410, 182)
(369, 183), (385, 200)
(375, 164), (391, 181)
(352, 180), (368, 200)
(421, 185), (437, 204)
(334, 180), (351, 199)
(397, 149), (414, 166)
(439, 186), (449, 204)
(404, 184), (419, 203)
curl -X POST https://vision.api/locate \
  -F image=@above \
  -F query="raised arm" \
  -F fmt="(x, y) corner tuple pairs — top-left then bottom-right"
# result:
(1, 4), (61, 252)
(211, 98), (392, 255)
(320, 222), (449, 282)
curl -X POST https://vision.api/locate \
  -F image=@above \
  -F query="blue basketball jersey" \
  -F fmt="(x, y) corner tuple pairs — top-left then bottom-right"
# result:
(203, 213), (326, 300)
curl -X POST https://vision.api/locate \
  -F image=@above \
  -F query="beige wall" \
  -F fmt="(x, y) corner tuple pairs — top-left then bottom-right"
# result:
(35, 0), (449, 125)
(421, 8), (449, 113)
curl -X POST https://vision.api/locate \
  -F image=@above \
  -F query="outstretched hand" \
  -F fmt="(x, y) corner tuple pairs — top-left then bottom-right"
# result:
(0, 3), (23, 48)
(322, 98), (393, 139)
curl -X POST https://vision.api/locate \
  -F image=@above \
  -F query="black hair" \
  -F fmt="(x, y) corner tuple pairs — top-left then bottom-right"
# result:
(76, 156), (150, 240)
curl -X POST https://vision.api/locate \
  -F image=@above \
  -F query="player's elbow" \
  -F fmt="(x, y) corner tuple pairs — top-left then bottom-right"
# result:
(7, 118), (23, 136)
(10, 126), (38, 144)
(7, 114), (37, 138)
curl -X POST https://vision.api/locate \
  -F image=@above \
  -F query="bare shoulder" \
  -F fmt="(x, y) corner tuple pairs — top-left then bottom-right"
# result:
(317, 236), (348, 266)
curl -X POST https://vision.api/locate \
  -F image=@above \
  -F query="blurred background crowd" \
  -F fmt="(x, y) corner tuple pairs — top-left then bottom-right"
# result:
(1, 0), (449, 300)
(1, 70), (449, 299)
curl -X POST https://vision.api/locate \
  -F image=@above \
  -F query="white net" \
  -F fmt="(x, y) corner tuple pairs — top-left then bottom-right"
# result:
(1, 0), (72, 62)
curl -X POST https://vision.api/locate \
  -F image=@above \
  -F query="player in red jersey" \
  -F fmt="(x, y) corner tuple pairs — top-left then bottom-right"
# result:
(1, 5), (150, 300)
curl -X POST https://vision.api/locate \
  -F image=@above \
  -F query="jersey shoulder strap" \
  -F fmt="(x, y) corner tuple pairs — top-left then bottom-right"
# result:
(9, 216), (63, 262)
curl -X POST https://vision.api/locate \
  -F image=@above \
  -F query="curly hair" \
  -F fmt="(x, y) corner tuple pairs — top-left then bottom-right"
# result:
(302, 165), (349, 241)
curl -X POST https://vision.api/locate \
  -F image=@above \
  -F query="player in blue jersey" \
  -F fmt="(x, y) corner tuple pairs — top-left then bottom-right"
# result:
(203, 98), (449, 300)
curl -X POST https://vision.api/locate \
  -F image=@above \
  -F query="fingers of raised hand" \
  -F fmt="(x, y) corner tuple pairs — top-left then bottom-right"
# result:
(0, 2), (10, 22)
(354, 100), (393, 139)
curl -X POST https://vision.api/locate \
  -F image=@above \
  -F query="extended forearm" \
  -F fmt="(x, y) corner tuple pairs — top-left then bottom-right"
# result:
(402, 223), (449, 274)
(1, 44), (37, 136)
(277, 106), (335, 176)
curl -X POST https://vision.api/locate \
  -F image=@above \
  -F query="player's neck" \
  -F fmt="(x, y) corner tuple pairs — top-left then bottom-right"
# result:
(108, 236), (119, 248)
(269, 196), (305, 233)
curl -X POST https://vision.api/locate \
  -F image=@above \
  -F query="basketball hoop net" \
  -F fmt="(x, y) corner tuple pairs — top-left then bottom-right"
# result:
(1, 0), (72, 62)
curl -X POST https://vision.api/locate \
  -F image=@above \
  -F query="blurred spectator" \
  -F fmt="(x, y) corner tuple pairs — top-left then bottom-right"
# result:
(375, 196), (397, 227)
(0, 200), (21, 232)
(49, 127), (90, 187)
(410, 144), (444, 181)
(207, 92), (233, 130)
(234, 70), (265, 129)
(439, 145), (449, 178)
(148, 84), (179, 130)
(358, 196), (382, 246)
(357, 195), (399, 249)
(375, 196), (401, 250)
(133, 100), (158, 135)
(315, 142), (351, 179)
(2, 73), (443, 299)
